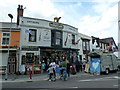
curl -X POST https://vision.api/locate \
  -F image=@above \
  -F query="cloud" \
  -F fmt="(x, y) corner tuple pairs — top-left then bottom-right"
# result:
(0, 0), (118, 44)
(0, 0), (64, 22)
(78, 2), (118, 43)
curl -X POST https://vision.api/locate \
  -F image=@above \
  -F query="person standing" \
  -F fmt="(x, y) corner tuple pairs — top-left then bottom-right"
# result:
(49, 59), (56, 79)
(82, 58), (87, 71)
(75, 58), (80, 72)
(66, 57), (70, 77)
(79, 60), (83, 72)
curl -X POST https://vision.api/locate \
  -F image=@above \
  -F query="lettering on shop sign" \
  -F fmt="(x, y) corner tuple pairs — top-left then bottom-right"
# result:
(27, 21), (39, 24)
(49, 22), (64, 29)
(22, 46), (39, 51)
(69, 27), (76, 31)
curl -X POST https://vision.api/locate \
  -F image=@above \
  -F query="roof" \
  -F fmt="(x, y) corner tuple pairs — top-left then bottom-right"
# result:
(100, 37), (118, 49)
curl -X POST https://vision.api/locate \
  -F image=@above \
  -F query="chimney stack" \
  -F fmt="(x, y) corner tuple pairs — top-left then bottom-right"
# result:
(17, 5), (24, 26)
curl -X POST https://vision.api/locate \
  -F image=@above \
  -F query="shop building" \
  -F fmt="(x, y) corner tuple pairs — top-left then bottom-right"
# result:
(18, 16), (79, 70)
(78, 33), (92, 60)
(0, 22), (20, 74)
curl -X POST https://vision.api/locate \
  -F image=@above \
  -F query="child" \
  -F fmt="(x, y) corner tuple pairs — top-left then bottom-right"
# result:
(47, 66), (56, 81)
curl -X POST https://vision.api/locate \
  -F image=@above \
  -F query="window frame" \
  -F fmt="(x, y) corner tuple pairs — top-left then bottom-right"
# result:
(72, 34), (75, 44)
(82, 40), (90, 51)
(29, 29), (37, 42)
(51, 30), (62, 47)
(1, 32), (10, 46)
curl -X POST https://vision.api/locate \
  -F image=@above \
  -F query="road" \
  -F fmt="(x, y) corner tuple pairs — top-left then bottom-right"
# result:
(1, 71), (120, 89)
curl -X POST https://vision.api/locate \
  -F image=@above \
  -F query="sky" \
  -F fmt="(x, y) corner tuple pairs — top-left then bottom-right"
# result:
(0, 0), (119, 44)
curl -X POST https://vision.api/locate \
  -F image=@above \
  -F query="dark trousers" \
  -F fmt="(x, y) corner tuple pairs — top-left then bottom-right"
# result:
(76, 65), (80, 72)
(79, 65), (82, 72)
(49, 73), (54, 80)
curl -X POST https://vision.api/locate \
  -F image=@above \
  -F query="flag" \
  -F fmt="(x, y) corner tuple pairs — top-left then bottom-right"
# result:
(25, 30), (32, 34)
(74, 38), (80, 45)
(64, 33), (68, 46)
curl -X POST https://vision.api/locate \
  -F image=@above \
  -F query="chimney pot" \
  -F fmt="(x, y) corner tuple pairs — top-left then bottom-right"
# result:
(18, 5), (20, 9)
(21, 5), (23, 9)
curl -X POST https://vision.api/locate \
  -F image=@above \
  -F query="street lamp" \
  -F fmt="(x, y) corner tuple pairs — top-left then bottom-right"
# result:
(118, 20), (120, 60)
(8, 14), (13, 58)
(5, 14), (13, 80)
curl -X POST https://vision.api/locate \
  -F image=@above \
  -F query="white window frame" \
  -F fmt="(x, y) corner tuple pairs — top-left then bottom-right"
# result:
(1, 32), (10, 46)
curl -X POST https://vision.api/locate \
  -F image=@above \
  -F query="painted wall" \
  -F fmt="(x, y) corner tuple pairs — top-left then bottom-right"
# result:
(0, 31), (20, 47)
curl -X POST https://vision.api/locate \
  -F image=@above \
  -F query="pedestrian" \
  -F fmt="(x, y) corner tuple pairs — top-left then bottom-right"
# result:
(79, 60), (83, 72)
(59, 58), (68, 80)
(75, 58), (80, 72)
(66, 57), (70, 77)
(47, 65), (56, 81)
(82, 58), (87, 71)
(42, 61), (46, 72)
(84, 60), (90, 73)
(49, 59), (56, 79)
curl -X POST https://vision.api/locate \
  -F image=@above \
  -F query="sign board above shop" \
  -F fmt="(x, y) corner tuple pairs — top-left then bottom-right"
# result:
(49, 22), (64, 29)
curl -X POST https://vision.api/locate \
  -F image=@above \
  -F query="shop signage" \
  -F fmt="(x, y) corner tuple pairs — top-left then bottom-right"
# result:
(49, 22), (64, 29)
(22, 46), (39, 51)
(27, 20), (39, 24)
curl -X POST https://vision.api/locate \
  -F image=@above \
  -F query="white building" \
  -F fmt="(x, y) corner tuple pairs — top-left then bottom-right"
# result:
(18, 16), (79, 69)
(77, 33), (92, 60)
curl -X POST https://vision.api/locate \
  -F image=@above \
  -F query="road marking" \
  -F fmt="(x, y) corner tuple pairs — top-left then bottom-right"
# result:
(78, 76), (118, 82)
(71, 87), (78, 88)
(113, 85), (118, 87)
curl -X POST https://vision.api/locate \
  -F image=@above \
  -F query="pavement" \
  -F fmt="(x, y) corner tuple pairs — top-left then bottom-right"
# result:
(0, 72), (86, 83)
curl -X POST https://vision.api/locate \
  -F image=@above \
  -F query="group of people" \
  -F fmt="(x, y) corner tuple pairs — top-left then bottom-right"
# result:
(41, 55), (90, 81)
(47, 56), (70, 81)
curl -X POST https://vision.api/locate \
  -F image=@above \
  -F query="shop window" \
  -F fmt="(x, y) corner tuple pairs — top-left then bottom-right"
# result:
(2, 32), (10, 46)
(26, 53), (34, 64)
(29, 29), (37, 42)
(72, 34), (75, 44)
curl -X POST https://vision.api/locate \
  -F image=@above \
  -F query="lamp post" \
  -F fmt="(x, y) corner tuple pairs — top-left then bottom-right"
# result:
(118, 20), (120, 60)
(5, 14), (13, 80)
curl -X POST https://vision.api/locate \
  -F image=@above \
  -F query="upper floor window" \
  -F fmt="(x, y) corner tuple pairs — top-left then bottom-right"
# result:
(2, 32), (10, 46)
(29, 29), (37, 42)
(82, 40), (90, 51)
(51, 30), (62, 46)
(56, 32), (61, 45)
(72, 34), (75, 44)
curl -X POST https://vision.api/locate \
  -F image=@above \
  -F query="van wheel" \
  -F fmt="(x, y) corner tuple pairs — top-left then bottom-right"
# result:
(105, 69), (109, 75)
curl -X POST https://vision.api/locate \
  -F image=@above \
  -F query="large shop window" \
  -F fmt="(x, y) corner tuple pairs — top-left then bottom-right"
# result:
(51, 30), (62, 46)
(29, 29), (37, 42)
(21, 54), (39, 64)
(2, 32), (10, 46)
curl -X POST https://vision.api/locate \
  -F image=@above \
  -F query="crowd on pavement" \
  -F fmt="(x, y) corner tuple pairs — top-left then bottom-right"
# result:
(40, 55), (90, 81)
(1, 55), (90, 82)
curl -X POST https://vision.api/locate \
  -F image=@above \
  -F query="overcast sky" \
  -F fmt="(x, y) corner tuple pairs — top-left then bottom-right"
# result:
(0, 0), (119, 44)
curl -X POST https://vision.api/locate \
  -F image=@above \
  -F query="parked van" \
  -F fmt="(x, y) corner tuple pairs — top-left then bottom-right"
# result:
(89, 50), (118, 75)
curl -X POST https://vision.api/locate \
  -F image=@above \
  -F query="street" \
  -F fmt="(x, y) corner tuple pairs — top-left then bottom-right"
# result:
(1, 71), (120, 89)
